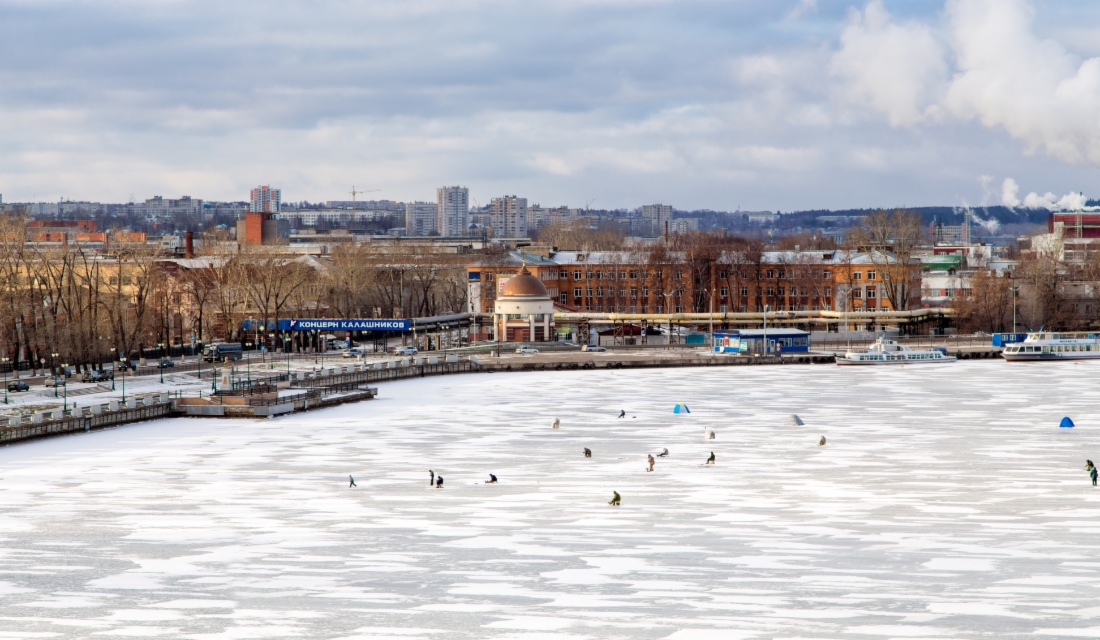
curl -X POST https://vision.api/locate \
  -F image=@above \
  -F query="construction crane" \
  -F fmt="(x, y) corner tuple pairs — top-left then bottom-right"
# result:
(350, 186), (381, 208)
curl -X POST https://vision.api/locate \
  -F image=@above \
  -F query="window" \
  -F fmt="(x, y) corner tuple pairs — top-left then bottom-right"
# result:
(777, 287), (785, 296)
(766, 270), (774, 279)
(852, 272), (862, 280)
(720, 270), (728, 279)
(629, 271), (638, 279)
(853, 289), (863, 298)
(619, 288), (625, 296)
(619, 271), (626, 279)
(631, 288), (638, 298)
(867, 270), (876, 280)
(740, 287), (748, 296)
(573, 288), (582, 297)
(767, 287), (775, 296)
(867, 288), (876, 299)
(642, 287), (649, 296)
(720, 287), (728, 297)
(720, 304), (728, 313)
(656, 269), (663, 278)
(824, 287), (832, 296)
(559, 271), (567, 279)
(823, 270), (832, 278)
(573, 270), (581, 280)
(560, 293), (567, 304)
(675, 271), (683, 280)
(586, 288), (594, 296)
(778, 270), (785, 279)
(596, 287), (604, 296)
(596, 272), (602, 280)
(789, 287), (797, 296)
(585, 271), (593, 280)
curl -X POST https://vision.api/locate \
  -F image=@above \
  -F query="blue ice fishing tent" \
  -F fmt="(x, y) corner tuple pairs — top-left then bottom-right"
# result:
(1060, 417), (1075, 428)
(673, 403), (690, 414)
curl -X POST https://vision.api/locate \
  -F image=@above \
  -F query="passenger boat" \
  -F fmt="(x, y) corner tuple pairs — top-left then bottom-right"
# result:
(1001, 332), (1100, 362)
(836, 338), (957, 366)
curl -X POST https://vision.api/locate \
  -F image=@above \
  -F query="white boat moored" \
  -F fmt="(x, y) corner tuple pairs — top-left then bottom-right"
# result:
(836, 338), (957, 366)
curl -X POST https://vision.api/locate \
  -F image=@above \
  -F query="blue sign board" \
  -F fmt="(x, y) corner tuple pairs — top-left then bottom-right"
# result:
(277, 319), (411, 332)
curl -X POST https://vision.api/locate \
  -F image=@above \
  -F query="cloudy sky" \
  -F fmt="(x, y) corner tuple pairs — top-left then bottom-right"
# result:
(0, 0), (1098, 211)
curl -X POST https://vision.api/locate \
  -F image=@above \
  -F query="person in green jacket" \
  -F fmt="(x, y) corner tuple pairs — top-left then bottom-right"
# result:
(608, 491), (621, 506)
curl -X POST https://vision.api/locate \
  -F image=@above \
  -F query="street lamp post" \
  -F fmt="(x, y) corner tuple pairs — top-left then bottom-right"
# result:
(51, 352), (59, 397)
(109, 348), (117, 390)
(120, 356), (127, 405)
(61, 363), (68, 412)
(763, 304), (770, 356)
(1011, 275), (1018, 334)
(244, 342), (252, 385)
(158, 343), (165, 384)
(2, 357), (8, 404)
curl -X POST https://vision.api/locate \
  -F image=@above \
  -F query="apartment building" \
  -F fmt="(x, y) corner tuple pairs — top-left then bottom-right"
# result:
(436, 186), (470, 236)
(405, 201), (439, 236)
(249, 186), (281, 214)
(489, 195), (528, 237)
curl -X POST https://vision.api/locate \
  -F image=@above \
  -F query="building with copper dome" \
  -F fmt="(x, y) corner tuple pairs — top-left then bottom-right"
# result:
(492, 263), (555, 342)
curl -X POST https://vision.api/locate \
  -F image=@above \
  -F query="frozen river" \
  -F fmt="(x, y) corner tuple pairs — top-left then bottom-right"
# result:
(2, 361), (1100, 639)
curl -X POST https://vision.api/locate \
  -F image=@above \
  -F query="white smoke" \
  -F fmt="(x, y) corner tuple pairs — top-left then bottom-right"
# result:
(1001, 177), (1097, 211)
(968, 209), (1001, 233)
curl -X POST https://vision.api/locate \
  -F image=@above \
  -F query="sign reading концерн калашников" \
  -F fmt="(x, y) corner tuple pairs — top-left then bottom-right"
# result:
(277, 319), (412, 332)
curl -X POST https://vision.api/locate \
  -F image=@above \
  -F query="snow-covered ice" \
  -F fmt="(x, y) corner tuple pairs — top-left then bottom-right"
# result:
(1, 361), (1100, 638)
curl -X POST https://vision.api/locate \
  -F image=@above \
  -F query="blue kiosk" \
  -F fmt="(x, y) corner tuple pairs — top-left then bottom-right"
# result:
(714, 328), (810, 355)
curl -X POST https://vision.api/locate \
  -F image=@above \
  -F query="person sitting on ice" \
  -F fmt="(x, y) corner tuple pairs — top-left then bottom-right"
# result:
(1087, 460), (1098, 486)
(647, 454), (655, 472)
(818, 436), (826, 446)
(656, 448), (669, 457)
(705, 451), (715, 465)
(552, 418), (560, 429)
(618, 410), (626, 419)
(435, 475), (444, 488)
(583, 447), (592, 458)
(608, 491), (621, 506)
(485, 474), (498, 484)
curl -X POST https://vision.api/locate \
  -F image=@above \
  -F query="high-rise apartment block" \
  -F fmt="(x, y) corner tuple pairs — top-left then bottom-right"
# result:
(489, 195), (528, 237)
(639, 203), (673, 237)
(250, 185), (282, 213)
(405, 201), (439, 236)
(436, 186), (469, 236)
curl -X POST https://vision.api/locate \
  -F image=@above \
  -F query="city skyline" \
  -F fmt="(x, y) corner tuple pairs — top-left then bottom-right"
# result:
(0, 0), (1098, 211)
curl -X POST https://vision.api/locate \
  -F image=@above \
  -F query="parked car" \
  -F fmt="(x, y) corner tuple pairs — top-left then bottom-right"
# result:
(331, 340), (349, 350)
(7, 381), (28, 392)
(515, 346), (540, 354)
(342, 347), (365, 358)
(116, 360), (139, 372)
(156, 358), (176, 369)
(582, 344), (606, 352)
(394, 346), (419, 356)
(82, 370), (113, 383)
(44, 376), (65, 387)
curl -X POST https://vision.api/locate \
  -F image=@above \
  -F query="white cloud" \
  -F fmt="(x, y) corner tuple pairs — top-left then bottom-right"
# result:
(830, 0), (948, 127)
(944, 0), (1100, 166)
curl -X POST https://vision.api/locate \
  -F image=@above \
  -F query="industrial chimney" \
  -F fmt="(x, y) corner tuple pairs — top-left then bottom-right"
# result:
(185, 231), (194, 259)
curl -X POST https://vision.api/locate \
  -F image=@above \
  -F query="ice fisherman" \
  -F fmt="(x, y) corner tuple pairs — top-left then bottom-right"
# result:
(485, 474), (498, 484)
(429, 470), (435, 486)
(818, 436), (826, 446)
(584, 447), (592, 458)
(647, 454), (655, 472)
(608, 491), (621, 506)
(435, 475), (444, 488)
(1087, 460), (1098, 486)
(349, 475), (357, 488)
(656, 448), (669, 457)
(705, 451), (715, 465)
(552, 417), (560, 429)
(619, 410), (626, 418)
